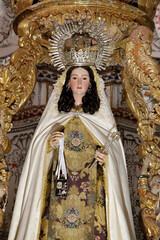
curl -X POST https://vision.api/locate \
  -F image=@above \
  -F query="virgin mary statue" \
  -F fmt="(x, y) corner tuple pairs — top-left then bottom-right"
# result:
(8, 30), (136, 240)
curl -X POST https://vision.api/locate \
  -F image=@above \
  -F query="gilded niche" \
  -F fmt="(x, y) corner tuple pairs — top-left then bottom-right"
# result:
(0, 0), (160, 238)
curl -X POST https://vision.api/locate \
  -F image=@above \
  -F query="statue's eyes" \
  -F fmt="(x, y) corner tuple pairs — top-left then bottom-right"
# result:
(82, 77), (88, 80)
(72, 76), (78, 80)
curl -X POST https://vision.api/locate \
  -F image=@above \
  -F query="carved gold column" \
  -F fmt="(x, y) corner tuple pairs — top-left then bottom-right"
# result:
(0, 20), (46, 151)
(0, 19), (47, 226)
(122, 26), (160, 239)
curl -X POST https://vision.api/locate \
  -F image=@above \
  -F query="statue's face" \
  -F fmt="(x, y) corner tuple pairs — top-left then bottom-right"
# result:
(149, 175), (160, 195)
(69, 67), (90, 96)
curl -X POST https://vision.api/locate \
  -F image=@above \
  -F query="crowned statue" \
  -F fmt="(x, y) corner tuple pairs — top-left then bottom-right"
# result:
(7, 20), (137, 240)
(1, 0), (160, 239)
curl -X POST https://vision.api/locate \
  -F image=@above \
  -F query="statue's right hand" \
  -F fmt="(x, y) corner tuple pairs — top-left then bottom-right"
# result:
(140, 156), (152, 175)
(50, 131), (63, 147)
(143, 157), (152, 167)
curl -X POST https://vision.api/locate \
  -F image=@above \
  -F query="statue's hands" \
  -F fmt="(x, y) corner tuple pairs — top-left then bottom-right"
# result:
(96, 150), (108, 166)
(143, 157), (152, 166)
(50, 131), (63, 147)
(141, 156), (152, 175)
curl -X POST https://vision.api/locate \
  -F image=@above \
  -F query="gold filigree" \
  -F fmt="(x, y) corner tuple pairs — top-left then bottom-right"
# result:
(138, 0), (159, 18)
(0, 21), (45, 153)
(13, 0), (154, 35)
(149, 103), (160, 125)
(11, 0), (158, 29)
(10, 0), (33, 15)
(123, 25), (160, 238)
(138, 171), (160, 239)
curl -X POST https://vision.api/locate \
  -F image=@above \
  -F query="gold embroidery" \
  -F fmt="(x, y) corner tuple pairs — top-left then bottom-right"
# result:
(39, 118), (107, 240)
(64, 117), (98, 172)
(50, 186), (96, 240)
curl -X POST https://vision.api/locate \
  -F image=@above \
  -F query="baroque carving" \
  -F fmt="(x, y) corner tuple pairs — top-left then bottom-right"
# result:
(0, 20), (46, 227)
(138, 0), (159, 19)
(0, 20), (45, 152)
(122, 25), (160, 239)
(10, 0), (33, 15)
(138, 157), (160, 239)
(12, 0), (154, 34)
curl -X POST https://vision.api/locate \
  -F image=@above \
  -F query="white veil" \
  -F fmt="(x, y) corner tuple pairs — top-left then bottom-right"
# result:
(8, 67), (136, 240)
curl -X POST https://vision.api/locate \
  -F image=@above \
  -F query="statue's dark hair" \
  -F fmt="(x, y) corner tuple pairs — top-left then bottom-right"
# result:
(58, 66), (100, 114)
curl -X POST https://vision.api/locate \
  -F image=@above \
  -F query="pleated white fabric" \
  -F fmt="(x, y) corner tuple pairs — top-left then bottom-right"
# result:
(8, 68), (137, 240)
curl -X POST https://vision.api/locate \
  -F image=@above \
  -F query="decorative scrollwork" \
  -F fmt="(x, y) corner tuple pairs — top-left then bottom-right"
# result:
(123, 25), (160, 239)
(10, 0), (33, 15)
(138, 0), (159, 18)
(0, 21), (45, 152)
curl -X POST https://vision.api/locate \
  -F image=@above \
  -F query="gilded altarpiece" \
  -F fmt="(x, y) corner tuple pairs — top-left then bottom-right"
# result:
(0, 0), (160, 239)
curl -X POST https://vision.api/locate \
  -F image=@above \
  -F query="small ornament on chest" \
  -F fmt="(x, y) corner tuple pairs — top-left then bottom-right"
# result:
(54, 173), (68, 197)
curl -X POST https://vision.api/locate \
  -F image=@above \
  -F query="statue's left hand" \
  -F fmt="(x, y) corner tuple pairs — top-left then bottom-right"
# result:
(96, 150), (108, 165)
(140, 156), (152, 175)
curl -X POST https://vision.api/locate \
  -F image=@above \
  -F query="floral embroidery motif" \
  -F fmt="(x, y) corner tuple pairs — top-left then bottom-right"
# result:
(80, 181), (90, 192)
(65, 130), (90, 152)
(70, 131), (83, 146)
(63, 206), (82, 228)
(96, 187), (105, 207)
